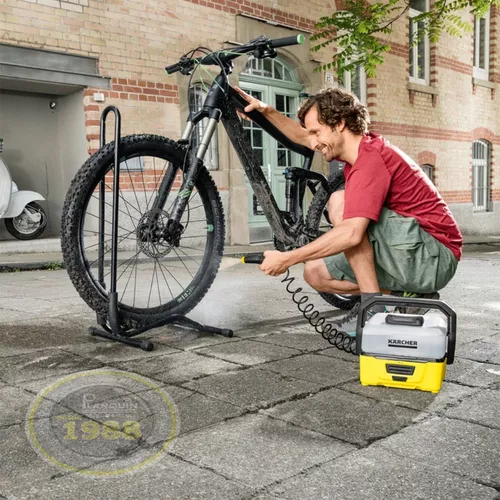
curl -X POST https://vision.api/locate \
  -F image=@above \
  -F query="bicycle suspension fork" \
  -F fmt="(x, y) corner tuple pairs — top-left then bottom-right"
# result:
(160, 108), (221, 245)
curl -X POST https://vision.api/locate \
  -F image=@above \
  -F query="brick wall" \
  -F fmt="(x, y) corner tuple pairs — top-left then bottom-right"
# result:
(1, 0), (499, 212)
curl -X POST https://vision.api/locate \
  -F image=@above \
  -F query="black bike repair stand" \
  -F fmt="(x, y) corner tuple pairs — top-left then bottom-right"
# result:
(88, 106), (233, 351)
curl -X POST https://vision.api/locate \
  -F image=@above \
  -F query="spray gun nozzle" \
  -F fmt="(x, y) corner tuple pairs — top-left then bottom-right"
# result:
(241, 252), (265, 264)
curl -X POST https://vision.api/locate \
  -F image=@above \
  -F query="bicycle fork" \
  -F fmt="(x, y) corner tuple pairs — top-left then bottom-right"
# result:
(157, 109), (221, 246)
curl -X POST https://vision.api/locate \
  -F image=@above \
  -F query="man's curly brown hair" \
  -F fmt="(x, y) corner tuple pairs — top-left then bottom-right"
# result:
(297, 88), (370, 135)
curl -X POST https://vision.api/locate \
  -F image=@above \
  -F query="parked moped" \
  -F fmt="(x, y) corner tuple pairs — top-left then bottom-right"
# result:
(0, 137), (47, 240)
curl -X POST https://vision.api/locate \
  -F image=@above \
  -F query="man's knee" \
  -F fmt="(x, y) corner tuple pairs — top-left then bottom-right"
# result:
(328, 190), (345, 227)
(303, 259), (331, 289)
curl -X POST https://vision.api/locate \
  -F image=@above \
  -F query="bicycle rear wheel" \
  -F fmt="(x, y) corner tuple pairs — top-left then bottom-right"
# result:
(61, 134), (225, 328)
(305, 172), (360, 311)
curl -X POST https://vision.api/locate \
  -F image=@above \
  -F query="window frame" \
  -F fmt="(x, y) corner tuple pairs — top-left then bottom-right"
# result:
(421, 163), (434, 183)
(473, 9), (490, 80)
(472, 139), (491, 212)
(342, 65), (367, 104)
(188, 83), (219, 171)
(409, 0), (430, 85)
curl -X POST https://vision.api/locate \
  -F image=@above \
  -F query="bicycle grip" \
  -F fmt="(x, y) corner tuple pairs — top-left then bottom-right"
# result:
(270, 34), (305, 48)
(165, 63), (181, 75)
(241, 253), (265, 264)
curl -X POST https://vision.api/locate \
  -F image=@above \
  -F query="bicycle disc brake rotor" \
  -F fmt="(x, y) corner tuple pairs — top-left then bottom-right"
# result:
(136, 208), (174, 258)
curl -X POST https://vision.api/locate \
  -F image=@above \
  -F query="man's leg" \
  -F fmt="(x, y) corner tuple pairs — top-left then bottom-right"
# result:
(304, 190), (385, 294)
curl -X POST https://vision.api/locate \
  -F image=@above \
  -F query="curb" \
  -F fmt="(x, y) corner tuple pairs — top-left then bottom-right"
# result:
(0, 249), (268, 273)
(0, 241), (497, 273)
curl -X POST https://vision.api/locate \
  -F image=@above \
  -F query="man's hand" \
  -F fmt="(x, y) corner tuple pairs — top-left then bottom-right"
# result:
(234, 86), (268, 121)
(259, 250), (292, 276)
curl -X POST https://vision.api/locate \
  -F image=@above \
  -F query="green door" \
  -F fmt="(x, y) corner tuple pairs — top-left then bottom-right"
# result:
(240, 58), (302, 243)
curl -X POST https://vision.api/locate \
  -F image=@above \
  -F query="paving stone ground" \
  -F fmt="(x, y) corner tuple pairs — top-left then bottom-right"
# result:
(0, 248), (500, 499)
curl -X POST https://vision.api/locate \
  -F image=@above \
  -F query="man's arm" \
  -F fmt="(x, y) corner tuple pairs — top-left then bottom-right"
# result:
(260, 217), (371, 276)
(234, 86), (312, 149)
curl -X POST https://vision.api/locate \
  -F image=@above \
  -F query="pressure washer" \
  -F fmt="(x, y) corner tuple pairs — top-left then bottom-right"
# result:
(241, 252), (456, 393)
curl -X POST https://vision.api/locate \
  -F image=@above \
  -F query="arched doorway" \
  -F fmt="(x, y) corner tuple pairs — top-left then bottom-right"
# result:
(239, 57), (303, 242)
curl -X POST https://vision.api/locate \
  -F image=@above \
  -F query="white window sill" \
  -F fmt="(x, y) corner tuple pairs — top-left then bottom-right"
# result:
(407, 82), (438, 95)
(472, 78), (495, 89)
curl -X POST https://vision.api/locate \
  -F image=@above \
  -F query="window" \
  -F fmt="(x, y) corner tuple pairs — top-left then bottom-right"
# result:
(421, 164), (434, 183)
(473, 9), (490, 80)
(472, 139), (491, 212)
(188, 84), (219, 170)
(409, 0), (429, 84)
(243, 57), (295, 82)
(342, 65), (367, 103)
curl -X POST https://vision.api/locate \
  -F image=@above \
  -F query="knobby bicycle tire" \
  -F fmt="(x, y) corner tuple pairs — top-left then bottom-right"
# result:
(61, 134), (225, 329)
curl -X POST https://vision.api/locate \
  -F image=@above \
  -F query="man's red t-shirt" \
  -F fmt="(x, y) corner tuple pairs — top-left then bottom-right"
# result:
(342, 133), (463, 261)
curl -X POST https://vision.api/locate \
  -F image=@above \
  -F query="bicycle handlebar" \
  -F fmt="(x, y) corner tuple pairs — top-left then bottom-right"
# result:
(165, 34), (305, 75)
(270, 34), (305, 48)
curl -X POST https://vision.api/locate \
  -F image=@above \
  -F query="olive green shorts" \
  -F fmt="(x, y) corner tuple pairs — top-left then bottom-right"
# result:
(324, 208), (458, 293)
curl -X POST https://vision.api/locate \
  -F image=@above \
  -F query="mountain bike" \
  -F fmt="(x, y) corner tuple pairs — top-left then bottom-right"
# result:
(61, 34), (359, 330)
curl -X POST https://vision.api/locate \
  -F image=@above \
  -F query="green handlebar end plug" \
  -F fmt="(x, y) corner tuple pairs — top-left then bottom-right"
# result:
(297, 34), (305, 45)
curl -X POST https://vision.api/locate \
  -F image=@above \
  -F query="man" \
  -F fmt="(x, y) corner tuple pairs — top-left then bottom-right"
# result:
(235, 86), (462, 336)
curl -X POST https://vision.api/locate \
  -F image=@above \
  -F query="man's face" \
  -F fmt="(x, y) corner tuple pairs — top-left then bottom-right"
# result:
(304, 106), (344, 162)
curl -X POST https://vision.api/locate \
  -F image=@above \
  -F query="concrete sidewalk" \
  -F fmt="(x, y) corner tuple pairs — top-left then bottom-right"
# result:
(0, 234), (499, 272)
(0, 246), (500, 498)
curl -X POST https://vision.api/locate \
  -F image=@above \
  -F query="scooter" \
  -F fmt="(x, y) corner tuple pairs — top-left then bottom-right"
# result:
(0, 138), (47, 240)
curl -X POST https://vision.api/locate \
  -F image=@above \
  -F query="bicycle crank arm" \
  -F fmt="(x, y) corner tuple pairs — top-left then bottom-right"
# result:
(241, 253), (265, 264)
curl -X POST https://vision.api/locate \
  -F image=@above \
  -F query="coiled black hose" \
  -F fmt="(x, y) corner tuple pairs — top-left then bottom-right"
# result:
(241, 253), (357, 354)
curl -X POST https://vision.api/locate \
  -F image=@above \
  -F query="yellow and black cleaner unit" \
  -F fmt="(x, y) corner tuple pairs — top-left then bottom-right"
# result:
(356, 296), (456, 393)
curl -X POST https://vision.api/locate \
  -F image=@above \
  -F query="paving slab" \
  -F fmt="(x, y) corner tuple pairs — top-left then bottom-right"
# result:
(444, 388), (500, 429)
(171, 413), (355, 488)
(175, 392), (243, 434)
(254, 330), (342, 353)
(338, 380), (479, 414)
(375, 416), (500, 488)
(194, 339), (301, 366)
(0, 349), (104, 384)
(0, 424), (63, 492)
(153, 327), (240, 351)
(264, 387), (420, 446)
(263, 446), (498, 499)
(184, 367), (321, 409)
(4, 450), (253, 500)
(114, 351), (239, 385)
(315, 345), (359, 362)
(260, 354), (359, 387)
(62, 341), (181, 363)
(0, 317), (92, 356)
(445, 357), (500, 387)
(0, 385), (37, 427)
(456, 337), (500, 363)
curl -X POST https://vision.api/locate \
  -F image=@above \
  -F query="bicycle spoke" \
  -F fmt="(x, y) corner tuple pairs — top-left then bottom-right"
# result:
(80, 150), (217, 312)
(154, 259), (162, 305)
(90, 193), (140, 226)
(157, 256), (185, 291)
(87, 230), (136, 267)
(103, 182), (143, 217)
(120, 251), (140, 302)
(103, 248), (143, 281)
(156, 258), (177, 299)
(85, 211), (135, 237)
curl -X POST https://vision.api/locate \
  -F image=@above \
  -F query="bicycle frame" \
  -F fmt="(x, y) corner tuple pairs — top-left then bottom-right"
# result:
(162, 73), (331, 247)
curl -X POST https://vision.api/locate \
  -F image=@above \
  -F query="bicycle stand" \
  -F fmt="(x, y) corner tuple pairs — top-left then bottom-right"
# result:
(88, 106), (233, 351)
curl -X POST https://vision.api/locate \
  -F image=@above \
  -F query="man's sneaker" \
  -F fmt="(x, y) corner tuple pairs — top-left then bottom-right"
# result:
(393, 291), (440, 315)
(330, 302), (380, 338)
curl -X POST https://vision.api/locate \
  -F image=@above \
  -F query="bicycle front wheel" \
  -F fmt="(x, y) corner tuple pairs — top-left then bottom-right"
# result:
(61, 134), (225, 328)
